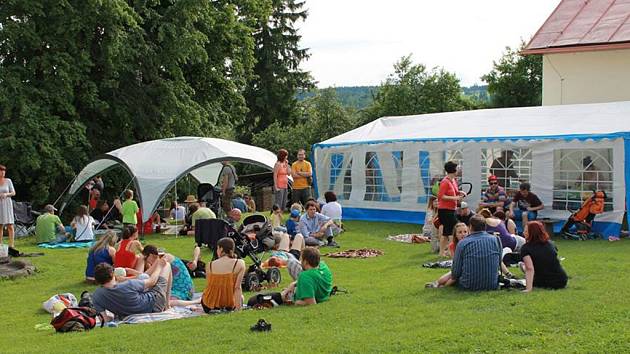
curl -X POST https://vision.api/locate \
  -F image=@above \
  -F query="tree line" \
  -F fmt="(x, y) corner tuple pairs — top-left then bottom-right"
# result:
(0, 1), (541, 206)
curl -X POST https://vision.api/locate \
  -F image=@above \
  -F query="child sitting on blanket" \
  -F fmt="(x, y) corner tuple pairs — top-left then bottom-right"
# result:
(425, 223), (469, 288)
(114, 225), (144, 272)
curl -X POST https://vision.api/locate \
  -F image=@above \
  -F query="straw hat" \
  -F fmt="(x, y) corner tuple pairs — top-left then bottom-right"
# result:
(184, 195), (198, 203)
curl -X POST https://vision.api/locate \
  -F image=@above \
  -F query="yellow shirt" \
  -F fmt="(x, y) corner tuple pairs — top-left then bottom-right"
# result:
(291, 160), (312, 190)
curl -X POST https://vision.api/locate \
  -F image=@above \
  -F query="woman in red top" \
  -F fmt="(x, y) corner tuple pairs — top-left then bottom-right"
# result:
(437, 161), (467, 257)
(273, 149), (291, 211)
(114, 225), (144, 272)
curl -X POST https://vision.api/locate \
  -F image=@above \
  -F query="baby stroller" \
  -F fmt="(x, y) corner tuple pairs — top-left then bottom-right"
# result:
(12, 201), (39, 238)
(197, 183), (222, 216)
(233, 214), (281, 291)
(561, 191), (606, 240)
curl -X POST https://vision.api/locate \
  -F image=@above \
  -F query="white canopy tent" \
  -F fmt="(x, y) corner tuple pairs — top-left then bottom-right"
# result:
(313, 101), (630, 237)
(65, 137), (277, 222)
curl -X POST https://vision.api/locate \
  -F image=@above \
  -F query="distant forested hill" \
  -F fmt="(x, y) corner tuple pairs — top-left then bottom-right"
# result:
(298, 85), (488, 109)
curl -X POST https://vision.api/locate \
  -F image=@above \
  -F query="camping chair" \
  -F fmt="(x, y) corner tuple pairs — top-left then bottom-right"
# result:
(12, 201), (39, 238)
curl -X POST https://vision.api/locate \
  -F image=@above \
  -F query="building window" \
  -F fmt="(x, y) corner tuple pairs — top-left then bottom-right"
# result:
(481, 148), (532, 195)
(553, 149), (613, 211)
(364, 151), (402, 202)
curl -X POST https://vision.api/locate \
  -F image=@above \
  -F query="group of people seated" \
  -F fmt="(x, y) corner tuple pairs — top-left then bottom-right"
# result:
(424, 165), (567, 292)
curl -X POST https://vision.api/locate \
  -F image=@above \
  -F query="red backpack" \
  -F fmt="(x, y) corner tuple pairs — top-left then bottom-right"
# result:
(51, 307), (103, 332)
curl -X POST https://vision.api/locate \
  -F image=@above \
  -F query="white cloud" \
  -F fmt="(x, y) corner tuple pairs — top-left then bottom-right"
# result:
(298, 0), (560, 87)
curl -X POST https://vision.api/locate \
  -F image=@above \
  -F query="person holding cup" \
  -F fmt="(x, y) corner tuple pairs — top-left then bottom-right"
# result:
(142, 245), (194, 301)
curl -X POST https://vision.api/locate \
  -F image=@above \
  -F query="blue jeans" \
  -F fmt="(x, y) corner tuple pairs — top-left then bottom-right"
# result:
(513, 209), (538, 222)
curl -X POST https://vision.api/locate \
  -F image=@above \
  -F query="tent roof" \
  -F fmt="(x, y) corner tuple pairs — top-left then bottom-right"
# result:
(67, 137), (277, 222)
(316, 101), (630, 148)
(523, 0), (630, 55)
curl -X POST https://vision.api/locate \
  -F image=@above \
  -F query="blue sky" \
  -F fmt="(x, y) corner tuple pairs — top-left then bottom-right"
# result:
(298, 0), (561, 87)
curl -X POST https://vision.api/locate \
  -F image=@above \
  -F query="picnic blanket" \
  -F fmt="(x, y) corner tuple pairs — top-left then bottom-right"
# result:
(386, 234), (429, 244)
(327, 248), (383, 258)
(38, 241), (94, 249)
(114, 305), (205, 325)
(422, 260), (452, 269)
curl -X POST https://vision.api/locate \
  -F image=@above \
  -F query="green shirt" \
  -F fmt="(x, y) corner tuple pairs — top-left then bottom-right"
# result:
(191, 207), (216, 227)
(122, 199), (139, 224)
(35, 213), (63, 243)
(294, 261), (333, 303)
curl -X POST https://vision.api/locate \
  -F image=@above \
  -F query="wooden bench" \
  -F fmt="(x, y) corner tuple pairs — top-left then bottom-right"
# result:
(539, 218), (563, 237)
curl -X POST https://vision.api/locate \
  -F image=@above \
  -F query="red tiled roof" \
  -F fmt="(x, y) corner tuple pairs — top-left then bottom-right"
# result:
(523, 0), (630, 54)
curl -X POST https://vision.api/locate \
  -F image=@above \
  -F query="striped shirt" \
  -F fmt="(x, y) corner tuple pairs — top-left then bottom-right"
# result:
(451, 231), (502, 291)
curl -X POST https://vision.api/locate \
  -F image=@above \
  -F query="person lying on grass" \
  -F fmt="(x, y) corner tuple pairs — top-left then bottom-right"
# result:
(426, 223), (469, 288)
(142, 245), (195, 301)
(92, 259), (172, 319)
(281, 247), (333, 306)
(520, 221), (568, 293)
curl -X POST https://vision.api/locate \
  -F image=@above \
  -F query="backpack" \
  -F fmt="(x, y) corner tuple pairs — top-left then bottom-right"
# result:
(51, 307), (103, 332)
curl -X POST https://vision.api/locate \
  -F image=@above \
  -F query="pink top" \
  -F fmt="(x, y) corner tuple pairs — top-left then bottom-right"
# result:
(276, 162), (289, 189)
(437, 176), (458, 210)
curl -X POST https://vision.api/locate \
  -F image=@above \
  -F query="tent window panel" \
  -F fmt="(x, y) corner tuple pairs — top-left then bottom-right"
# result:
(552, 148), (614, 212)
(329, 153), (344, 191)
(481, 148), (532, 195)
(342, 158), (352, 200)
(363, 152), (401, 202)
(445, 150), (464, 185)
(418, 151), (431, 204)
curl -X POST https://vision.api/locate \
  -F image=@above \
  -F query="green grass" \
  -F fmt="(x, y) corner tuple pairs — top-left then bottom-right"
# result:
(2, 221), (630, 353)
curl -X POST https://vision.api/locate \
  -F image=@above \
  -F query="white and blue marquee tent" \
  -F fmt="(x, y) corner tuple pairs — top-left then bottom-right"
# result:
(312, 101), (630, 237)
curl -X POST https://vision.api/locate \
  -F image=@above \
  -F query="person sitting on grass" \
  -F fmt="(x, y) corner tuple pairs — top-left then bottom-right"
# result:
(286, 209), (300, 238)
(321, 191), (343, 234)
(121, 189), (139, 227)
(92, 259), (172, 319)
(142, 245), (195, 301)
(270, 204), (285, 232)
(520, 221), (568, 292)
(225, 208), (242, 229)
(426, 222), (469, 288)
(85, 231), (118, 283)
(244, 194), (256, 212)
(451, 215), (502, 291)
(35, 204), (70, 244)
(201, 237), (246, 312)
(114, 225), (144, 272)
(71, 205), (97, 241)
(298, 201), (338, 247)
(280, 247), (333, 306)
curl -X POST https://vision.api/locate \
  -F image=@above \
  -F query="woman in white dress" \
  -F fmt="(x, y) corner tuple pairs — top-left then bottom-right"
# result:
(0, 165), (16, 247)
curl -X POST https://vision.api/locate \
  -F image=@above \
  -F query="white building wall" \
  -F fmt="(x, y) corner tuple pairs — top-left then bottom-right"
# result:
(542, 49), (630, 105)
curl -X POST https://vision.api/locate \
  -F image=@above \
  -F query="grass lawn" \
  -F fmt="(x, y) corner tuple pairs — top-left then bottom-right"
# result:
(2, 220), (630, 353)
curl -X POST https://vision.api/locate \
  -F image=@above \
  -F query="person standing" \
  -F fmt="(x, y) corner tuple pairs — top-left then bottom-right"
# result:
(121, 189), (140, 227)
(219, 161), (237, 214)
(273, 149), (291, 211)
(291, 149), (313, 206)
(437, 161), (467, 257)
(0, 164), (16, 247)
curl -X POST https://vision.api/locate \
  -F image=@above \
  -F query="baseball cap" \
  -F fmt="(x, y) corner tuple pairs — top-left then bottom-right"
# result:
(44, 204), (57, 213)
(460, 201), (468, 209)
(290, 209), (300, 218)
(488, 175), (498, 182)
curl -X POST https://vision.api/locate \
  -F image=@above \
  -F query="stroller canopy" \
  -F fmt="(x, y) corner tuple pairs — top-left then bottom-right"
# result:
(66, 137), (278, 222)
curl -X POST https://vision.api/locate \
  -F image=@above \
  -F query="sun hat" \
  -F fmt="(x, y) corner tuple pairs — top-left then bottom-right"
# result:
(459, 201), (468, 209)
(184, 195), (197, 203)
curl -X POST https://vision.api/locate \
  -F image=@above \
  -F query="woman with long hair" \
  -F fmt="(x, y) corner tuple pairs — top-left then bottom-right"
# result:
(85, 231), (118, 282)
(72, 205), (97, 241)
(0, 164), (16, 248)
(426, 223), (469, 288)
(521, 221), (568, 292)
(273, 149), (291, 212)
(201, 237), (246, 312)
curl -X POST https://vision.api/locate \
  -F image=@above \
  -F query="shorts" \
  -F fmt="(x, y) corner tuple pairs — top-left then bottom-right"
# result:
(150, 276), (169, 313)
(291, 188), (311, 205)
(438, 209), (458, 237)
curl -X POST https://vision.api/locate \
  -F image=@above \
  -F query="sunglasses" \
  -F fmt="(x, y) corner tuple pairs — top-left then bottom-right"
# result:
(489, 182), (498, 185)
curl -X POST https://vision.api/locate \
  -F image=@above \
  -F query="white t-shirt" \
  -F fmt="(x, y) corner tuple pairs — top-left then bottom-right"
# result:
(74, 215), (96, 241)
(170, 206), (186, 220)
(321, 201), (342, 221)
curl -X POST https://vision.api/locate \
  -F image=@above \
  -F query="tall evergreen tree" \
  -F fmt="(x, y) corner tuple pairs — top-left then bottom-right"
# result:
(240, 0), (314, 143)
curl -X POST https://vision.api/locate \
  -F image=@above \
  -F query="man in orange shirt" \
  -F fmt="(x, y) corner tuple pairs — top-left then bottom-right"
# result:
(291, 149), (312, 205)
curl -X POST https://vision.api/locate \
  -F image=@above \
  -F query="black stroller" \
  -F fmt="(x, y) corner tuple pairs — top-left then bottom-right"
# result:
(197, 183), (222, 217)
(233, 214), (281, 291)
(12, 201), (39, 238)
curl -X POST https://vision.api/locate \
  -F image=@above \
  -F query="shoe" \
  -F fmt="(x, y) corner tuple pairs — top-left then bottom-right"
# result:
(425, 281), (438, 289)
(326, 240), (340, 248)
(250, 319), (272, 332)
